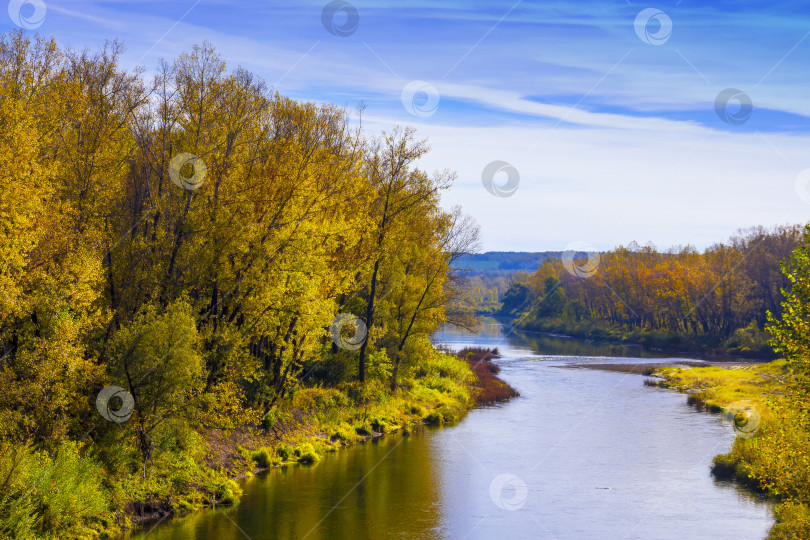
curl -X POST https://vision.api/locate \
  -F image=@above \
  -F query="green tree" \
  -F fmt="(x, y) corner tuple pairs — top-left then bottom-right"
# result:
(500, 282), (530, 316)
(533, 276), (566, 318)
(768, 225), (810, 400)
(106, 300), (204, 477)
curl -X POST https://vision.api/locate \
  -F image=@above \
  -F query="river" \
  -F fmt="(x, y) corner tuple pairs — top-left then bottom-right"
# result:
(129, 319), (772, 540)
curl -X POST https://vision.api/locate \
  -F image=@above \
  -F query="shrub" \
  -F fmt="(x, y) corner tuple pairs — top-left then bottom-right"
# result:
(215, 479), (241, 506)
(330, 423), (356, 444)
(409, 404), (425, 416)
(354, 422), (372, 436)
(294, 444), (320, 464)
(250, 448), (272, 469)
(367, 349), (393, 383)
(711, 452), (738, 480)
(423, 410), (444, 426)
(727, 321), (769, 352)
(769, 501), (810, 540)
(275, 444), (294, 461)
(0, 445), (38, 539)
(370, 418), (388, 433)
(0, 442), (111, 539)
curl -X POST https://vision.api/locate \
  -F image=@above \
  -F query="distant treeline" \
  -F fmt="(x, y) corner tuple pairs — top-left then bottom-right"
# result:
(453, 251), (560, 274)
(454, 252), (561, 313)
(502, 225), (803, 353)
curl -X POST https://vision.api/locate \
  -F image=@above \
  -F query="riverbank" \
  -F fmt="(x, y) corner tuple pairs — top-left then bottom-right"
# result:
(649, 360), (810, 539)
(514, 318), (777, 360)
(566, 359), (766, 376)
(118, 347), (518, 536)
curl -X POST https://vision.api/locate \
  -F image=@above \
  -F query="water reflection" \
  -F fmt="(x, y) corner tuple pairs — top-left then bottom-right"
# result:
(128, 434), (442, 540)
(436, 317), (709, 362)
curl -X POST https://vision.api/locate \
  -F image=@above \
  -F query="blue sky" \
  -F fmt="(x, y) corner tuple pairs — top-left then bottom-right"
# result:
(5, 0), (810, 251)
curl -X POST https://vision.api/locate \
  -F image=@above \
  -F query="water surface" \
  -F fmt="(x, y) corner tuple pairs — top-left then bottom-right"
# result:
(130, 320), (772, 540)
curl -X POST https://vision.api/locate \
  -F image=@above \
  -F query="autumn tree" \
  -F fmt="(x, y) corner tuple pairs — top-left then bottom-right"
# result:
(356, 127), (452, 383)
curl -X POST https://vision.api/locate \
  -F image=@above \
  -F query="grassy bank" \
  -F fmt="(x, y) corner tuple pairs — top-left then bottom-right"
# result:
(126, 348), (481, 534)
(650, 361), (810, 539)
(0, 346), (520, 539)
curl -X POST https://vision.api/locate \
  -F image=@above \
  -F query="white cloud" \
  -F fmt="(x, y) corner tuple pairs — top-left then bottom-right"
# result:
(359, 115), (810, 251)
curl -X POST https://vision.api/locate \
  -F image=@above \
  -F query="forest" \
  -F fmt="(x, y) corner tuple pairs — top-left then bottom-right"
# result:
(502, 225), (803, 355)
(0, 31), (481, 538)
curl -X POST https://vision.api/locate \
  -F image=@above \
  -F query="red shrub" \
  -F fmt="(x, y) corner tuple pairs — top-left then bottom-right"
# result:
(457, 347), (519, 404)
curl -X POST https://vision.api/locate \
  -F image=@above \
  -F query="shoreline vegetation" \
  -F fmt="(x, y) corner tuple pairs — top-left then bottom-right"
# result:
(1, 341), (520, 538)
(456, 347), (520, 404)
(514, 325), (777, 360)
(127, 345), (517, 533)
(494, 224), (810, 539)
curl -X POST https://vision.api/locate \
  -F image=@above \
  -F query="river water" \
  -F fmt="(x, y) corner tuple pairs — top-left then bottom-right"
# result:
(130, 320), (772, 540)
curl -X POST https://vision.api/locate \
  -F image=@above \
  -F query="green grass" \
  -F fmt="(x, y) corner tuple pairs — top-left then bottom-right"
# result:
(651, 360), (787, 411)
